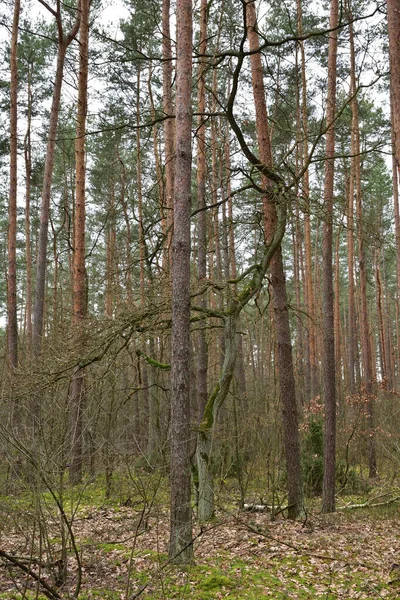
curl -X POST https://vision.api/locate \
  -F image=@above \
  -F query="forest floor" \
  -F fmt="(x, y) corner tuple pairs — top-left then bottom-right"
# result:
(1, 479), (400, 599)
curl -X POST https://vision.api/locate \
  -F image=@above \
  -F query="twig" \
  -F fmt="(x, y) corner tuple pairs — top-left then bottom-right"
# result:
(0, 549), (61, 600)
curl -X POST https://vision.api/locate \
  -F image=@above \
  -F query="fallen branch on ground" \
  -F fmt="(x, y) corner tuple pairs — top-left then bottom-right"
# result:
(337, 495), (400, 511)
(0, 549), (61, 600)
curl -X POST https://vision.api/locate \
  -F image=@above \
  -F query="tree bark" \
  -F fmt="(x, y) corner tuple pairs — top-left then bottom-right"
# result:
(169, 0), (194, 563)
(70, 0), (89, 485)
(24, 69), (33, 355)
(162, 0), (175, 268)
(33, 2), (81, 355)
(7, 0), (20, 371)
(346, 156), (357, 394)
(195, 0), (212, 521)
(296, 0), (317, 401)
(246, 0), (303, 519)
(321, 0), (338, 514)
(387, 0), (400, 386)
(348, 3), (377, 477)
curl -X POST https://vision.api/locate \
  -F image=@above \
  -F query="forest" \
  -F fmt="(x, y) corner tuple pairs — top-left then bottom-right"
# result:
(1, 0), (400, 597)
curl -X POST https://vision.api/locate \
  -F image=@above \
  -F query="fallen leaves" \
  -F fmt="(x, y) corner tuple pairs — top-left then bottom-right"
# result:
(0, 498), (399, 598)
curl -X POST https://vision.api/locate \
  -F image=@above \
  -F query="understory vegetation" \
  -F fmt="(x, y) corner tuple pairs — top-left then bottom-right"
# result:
(1, 472), (400, 599)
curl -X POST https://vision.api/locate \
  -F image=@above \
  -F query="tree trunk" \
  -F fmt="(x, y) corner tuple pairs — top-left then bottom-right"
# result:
(33, 3), (81, 355)
(387, 0), (400, 385)
(7, 0), (20, 371)
(334, 229), (342, 400)
(296, 0), (318, 401)
(195, 0), (211, 521)
(246, 0), (303, 519)
(387, 0), (400, 169)
(346, 157), (357, 394)
(169, 0), (194, 563)
(105, 181), (116, 318)
(348, 4), (377, 477)
(321, 0), (338, 514)
(70, 0), (89, 485)
(24, 69), (33, 355)
(162, 0), (175, 268)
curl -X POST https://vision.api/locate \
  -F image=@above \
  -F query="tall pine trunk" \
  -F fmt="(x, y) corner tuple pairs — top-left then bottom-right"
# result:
(246, 0), (303, 519)
(33, 2), (81, 355)
(321, 0), (338, 514)
(162, 0), (175, 268)
(24, 69), (33, 355)
(7, 0), (20, 371)
(169, 0), (194, 563)
(70, 0), (89, 485)
(387, 0), (400, 385)
(195, 0), (212, 523)
(348, 4), (377, 477)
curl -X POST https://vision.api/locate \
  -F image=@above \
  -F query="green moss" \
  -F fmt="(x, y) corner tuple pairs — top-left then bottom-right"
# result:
(0, 594), (48, 600)
(198, 574), (233, 591)
(136, 349), (171, 370)
(199, 383), (220, 432)
(79, 591), (121, 599)
(96, 542), (126, 552)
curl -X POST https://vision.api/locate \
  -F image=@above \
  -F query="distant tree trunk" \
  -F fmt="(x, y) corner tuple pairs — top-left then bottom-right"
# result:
(117, 152), (133, 308)
(70, 0), (89, 485)
(137, 67), (146, 309)
(24, 69), (33, 355)
(162, 0), (175, 268)
(391, 97), (400, 377)
(224, 122), (246, 398)
(296, 0), (317, 401)
(105, 181), (116, 318)
(210, 70), (225, 375)
(375, 253), (389, 387)
(346, 157), (357, 394)
(7, 0), (20, 371)
(169, 0), (194, 563)
(148, 66), (165, 245)
(33, 1), (81, 355)
(387, 0), (400, 384)
(246, 0), (303, 519)
(348, 4), (377, 477)
(321, 0), (338, 514)
(334, 229), (342, 400)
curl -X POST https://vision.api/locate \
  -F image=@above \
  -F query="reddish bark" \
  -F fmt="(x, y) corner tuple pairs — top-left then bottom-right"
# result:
(246, 0), (303, 519)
